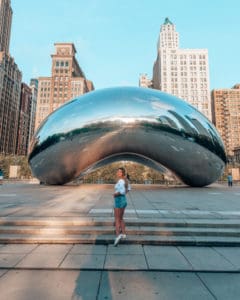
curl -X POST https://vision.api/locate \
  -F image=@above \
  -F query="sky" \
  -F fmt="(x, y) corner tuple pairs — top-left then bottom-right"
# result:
(10, 0), (240, 90)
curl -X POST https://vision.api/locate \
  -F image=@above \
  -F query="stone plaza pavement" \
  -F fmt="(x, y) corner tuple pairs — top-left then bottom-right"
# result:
(0, 182), (240, 299)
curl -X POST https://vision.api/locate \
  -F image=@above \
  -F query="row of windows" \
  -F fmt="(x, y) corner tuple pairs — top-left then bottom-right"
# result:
(216, 93), (240, 101)
(165, 66), (207, 72)
(72, 81), (83, 85)
(162, 52), (206, 59)
(53, 93), (68, 97)
(52, 85), (81, 92)
(53, 97), (68, 102)
(164, 77), (207, 83)
(54, 69), (69, 74)
(53, 87), (69, 92)
(166, 55), (207, 61)
(54, 83), (69, 88)
(165, 82), (208, 89)
(71, 93), (82, 97)
(40, 87), (50, 92)
(54, 77), (69, 81)
(72, 87), (83, 92)
(55, 61), (69, 67)
(161, 38), (178, 43)
(38, 107), (49, 113)
(164, 72), (208, 78)
(40, 81), (51, 86)
(162, 43), (178, 47)
(39, 87), (83, 98)
(163, 76), (208, 83)
(40, 99), (49, 104)
(39, 93), (50, 98)
(179, 54), (206, 59)
(164, 60), (207, 66)
(215, 100), (240, 105)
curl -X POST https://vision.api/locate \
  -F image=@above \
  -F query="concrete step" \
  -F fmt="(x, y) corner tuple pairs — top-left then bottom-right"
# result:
(2, 217), (240, 245)
(1, 217), (240, 228)
(1, 225), (240, 237)
(1, 234), (240, 246)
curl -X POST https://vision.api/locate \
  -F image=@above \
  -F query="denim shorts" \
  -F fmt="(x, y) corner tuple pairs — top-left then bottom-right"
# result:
(114, 195), (127, 208)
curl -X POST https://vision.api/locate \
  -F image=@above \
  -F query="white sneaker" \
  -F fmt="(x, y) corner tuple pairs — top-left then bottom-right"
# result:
(121, 234), (127, 239)
(114, 234), (122, 246)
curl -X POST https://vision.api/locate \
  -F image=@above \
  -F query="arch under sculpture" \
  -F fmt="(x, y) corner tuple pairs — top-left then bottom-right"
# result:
(29, 87), (226, 187)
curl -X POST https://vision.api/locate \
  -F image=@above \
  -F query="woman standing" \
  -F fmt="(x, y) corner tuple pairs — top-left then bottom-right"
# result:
(113, 167), (128, 246)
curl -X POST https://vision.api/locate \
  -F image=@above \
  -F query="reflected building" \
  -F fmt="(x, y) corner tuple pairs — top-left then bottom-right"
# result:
(186, 116), (210, 137)
(168, 110), (198, 136)
(158, 115), (179, 130)
(149, 18), (211, 120)
(35, 43), (94, 130)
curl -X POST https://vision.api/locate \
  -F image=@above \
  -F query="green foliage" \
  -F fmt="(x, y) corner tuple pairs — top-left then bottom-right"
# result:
(0, 156), (168, 183)
(0, 155), (32, 179)
(83, 162), (165, 184)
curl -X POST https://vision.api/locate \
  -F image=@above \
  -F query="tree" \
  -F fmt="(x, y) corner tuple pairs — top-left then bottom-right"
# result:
(83, 161), (168, 183)
(0, 155), (32, 179)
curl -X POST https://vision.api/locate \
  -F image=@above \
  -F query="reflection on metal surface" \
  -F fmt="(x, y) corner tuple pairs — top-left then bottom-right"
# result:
(29, 87), (226, 187)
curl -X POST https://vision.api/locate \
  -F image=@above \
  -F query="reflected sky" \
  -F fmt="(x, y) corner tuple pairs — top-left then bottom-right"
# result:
(35, 86), (212, 143)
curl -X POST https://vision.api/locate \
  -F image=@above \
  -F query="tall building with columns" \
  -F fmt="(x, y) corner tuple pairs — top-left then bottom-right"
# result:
(35, 43), (94, 130)
(152, 18), (211, 120)
(0, 0), (22, 154)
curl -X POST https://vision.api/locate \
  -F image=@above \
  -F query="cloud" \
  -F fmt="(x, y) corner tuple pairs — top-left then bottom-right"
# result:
(151, 101), (174, 111)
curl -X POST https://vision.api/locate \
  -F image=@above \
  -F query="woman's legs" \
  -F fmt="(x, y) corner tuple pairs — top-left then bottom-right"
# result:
(119, 208), (126, 235)
(114, 207), (126, 234)
(114, 208), (121, 236)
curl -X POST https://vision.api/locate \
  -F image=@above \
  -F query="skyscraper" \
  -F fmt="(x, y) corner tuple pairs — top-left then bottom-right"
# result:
(35, 43), (94, 129)
(0, 0), (22, 154)
(212, 84), (240, 157)
(151, 18), (211, 120)
(0, 0), (12, 53)
(16, 83), (32, 156)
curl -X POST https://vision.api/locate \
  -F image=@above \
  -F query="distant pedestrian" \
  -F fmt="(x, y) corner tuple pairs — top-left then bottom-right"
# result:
(0, 169), (3, 185)
(113, 167), (128, 246)
(227, 174), (233, 187)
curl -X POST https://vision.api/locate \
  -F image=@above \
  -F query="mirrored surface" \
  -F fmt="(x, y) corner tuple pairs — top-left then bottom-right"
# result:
(29, 87), (226, 187)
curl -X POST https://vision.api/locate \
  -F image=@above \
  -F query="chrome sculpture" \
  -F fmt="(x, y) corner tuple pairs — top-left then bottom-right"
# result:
(29, 87), (226, 187)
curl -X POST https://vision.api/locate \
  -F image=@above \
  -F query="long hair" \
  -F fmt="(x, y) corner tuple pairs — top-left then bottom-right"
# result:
(118, 167), (126, 176)
(118, 167), (129, 192)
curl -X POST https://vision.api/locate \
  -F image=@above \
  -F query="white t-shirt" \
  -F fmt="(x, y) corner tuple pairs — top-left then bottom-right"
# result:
(115, 179), (126, 195)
